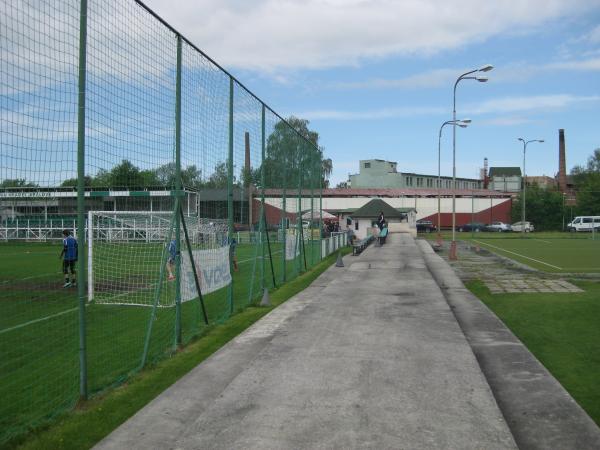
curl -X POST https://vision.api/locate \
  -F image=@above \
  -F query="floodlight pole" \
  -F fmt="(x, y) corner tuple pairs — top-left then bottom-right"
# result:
(518, 138), (543, 238)
(437, 119), (467, 246)
(450, 65), (492, 260)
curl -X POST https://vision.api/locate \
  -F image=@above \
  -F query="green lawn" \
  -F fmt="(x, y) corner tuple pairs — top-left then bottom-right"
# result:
(0, 236), (329, 445)
(423, 231), (600, 273)
(467, 279), (600, 426)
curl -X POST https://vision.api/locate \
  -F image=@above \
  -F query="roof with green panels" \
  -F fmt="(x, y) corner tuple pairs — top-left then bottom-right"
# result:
(350, 199), (409, 218)
(489, 167), (522, 177)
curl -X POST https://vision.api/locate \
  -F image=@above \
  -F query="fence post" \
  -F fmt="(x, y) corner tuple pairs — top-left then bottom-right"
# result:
(261, 105), (266, 289)
(174, 34), (183, 347)
(319, 163), (323, 260)
(76, 0), (89, 401)
(227, 77), (234, 314)
(281, 149), (287, 283)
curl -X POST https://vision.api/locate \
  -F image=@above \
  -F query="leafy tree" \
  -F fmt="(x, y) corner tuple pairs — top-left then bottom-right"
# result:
(322, 158), (333, 188)
(154, 162), (203, 190)
(205, 161), (231, 188)
(0, 179), (38, 188)
(90, 160), (158, 188)
(511, 183), (564, 230)
(259, 116), (324, 190)
(571, 149), (600, 215)
(61, 176), (93, 187)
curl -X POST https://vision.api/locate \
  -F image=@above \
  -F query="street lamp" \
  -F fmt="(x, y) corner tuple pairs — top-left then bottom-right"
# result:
(518, 138), (544, 237)
(437, 119), (470, 246)
(449, 64), (493, 260)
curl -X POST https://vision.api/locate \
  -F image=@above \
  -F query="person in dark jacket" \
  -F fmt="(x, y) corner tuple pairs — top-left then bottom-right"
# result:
(377, 211), (385, 230)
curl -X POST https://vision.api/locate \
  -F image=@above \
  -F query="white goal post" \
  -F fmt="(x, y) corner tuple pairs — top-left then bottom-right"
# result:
(87, 211), (231, 307)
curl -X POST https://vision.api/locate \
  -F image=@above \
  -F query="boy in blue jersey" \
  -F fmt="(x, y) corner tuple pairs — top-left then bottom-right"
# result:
(60, 229), (78, 288)
(167, 239), (176, 281)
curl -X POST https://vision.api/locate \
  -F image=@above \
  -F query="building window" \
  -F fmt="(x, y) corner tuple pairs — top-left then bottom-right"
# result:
(406, 176), (412, 186)
(417, 177), (423, 187)
(364, 162), (371, 168)
(355, 220), (359, 230)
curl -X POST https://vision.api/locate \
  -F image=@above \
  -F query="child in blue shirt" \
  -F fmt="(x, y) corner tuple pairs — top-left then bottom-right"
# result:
(60, 229), (78, 288)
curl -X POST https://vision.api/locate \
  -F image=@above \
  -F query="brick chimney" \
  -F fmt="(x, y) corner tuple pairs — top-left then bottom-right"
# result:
(558, 129), (567, 192)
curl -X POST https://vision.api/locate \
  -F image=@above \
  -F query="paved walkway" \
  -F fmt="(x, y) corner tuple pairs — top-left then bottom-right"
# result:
(439, 241), (584, 294)
(96, 233), (516, 449)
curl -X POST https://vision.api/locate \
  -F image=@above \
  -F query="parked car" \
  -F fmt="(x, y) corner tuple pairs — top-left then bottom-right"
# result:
(486, 221), (512, 232)
(511, 221), (534, 232)
(566, 216), (600, 232)
(416, 219), (436, 233)
(457, 222), (487, 232)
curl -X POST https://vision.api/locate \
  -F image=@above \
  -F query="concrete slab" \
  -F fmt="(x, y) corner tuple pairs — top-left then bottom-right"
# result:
(95, 234), (516, 450)
(418, 239), (600, 450)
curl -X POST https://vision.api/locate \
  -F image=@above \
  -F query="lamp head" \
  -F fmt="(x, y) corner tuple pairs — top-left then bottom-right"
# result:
(518, 138), (525, 143)
(458, 124), (468, 128)
(476, 76), (488, 82)
(479, 64), (494, 72)
(538, 139), (545, 143)
(459, 118), (472, 124)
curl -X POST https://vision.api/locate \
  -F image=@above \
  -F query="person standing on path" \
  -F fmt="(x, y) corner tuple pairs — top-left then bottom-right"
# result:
(60, 229), (78, 288)
(377, 211), (385, 230)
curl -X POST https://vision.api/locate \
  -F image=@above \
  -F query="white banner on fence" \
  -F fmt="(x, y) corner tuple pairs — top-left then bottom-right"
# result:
(285, 232), (300, 260)
(181, 245), (231, 301)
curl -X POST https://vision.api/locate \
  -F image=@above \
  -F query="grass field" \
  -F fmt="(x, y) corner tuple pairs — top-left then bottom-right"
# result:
(424, 231), (600, 273)
(0, 236), (330, 444)
(468, 279), (600, 426)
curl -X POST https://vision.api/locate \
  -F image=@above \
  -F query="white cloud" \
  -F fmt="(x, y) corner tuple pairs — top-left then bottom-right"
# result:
(480, 116), (539, 126)
(293, 93), (600, 122)
(332, 68), (460, 90)
(294, 105), (444, 121)
(142, 0), (599, 71)
(464, 94), (600, 115)
(330, 56), (600, 91)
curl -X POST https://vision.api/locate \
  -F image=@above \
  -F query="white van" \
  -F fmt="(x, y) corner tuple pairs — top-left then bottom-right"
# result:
(567, 216), (600, 232)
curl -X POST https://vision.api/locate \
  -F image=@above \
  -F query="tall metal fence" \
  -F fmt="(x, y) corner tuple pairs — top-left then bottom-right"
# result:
(0, 0), (336, 443)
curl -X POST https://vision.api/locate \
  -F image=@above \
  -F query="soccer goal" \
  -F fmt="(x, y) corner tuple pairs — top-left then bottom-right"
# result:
(87, 211), (231, 307)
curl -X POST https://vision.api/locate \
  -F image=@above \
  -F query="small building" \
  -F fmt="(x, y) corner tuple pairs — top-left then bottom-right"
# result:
(488, 167), (522, 192)
(525, 175), (557, 189)
(348, 159), (482, 190)
(335, 198), (416, 239)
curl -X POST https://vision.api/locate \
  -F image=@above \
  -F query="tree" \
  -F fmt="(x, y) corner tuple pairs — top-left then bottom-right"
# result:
(571, 148), (600, 214)
(154, 162), (203, 190)
(61, 176), (93, 187)
(90, 160), (158, 188)
(511, 183), (564, 230)
(321, 158), (332, 188)
(0, 179), (38, 188)
(259, 116), (324, 190)
(205, 161), (230, 188)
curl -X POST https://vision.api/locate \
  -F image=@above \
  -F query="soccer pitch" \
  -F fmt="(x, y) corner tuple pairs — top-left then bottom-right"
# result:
(0, 238), (323, 443)
(465, 235), (600, 273)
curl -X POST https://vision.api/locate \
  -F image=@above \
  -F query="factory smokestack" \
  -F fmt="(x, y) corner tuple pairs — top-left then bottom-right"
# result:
(483, 157), (489, 189)
(558, 129), (567, 193)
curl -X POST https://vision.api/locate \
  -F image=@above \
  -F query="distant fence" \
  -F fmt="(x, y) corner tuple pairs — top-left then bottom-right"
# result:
(0, 0), (331, 443)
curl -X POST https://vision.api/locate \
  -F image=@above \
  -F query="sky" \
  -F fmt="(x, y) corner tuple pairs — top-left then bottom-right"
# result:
(139, 0), (600, 187)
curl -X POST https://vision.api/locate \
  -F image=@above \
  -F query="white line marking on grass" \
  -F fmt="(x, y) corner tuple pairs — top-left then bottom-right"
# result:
(0, 306), (79, 335)
(533, 239), (552, 244)
(238, 249), (283, 265)
(473, 240), (563, 270)
(0, 273), (60, 285)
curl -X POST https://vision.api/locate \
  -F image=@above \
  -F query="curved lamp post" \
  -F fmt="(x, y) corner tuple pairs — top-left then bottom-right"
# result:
(449, 64), (493, 260)
(518, 138), (544, 237)
(437, 119), (470, 246)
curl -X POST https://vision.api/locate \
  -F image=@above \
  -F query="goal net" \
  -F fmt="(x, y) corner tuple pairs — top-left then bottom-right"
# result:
(88, 211), (231, 307)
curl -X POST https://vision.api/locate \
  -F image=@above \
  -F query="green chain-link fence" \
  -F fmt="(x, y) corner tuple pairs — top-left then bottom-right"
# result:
(0, 0), (337, 443)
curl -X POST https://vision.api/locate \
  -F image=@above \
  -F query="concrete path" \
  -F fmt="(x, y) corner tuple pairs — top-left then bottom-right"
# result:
(96, 233), (517, 449)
